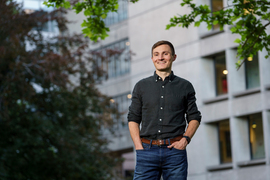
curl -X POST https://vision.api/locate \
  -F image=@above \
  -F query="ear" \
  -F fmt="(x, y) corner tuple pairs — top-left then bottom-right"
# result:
(172, 54), (177, 61)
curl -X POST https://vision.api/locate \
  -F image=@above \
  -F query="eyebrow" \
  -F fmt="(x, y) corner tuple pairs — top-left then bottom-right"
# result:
(153, 51), (170, 54)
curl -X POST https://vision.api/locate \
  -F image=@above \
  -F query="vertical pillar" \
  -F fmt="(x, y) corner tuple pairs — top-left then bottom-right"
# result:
(259, 47), (270, 165)
(226, 48), (245, 94)
(262, 111), (270, 165)
(230, 116), (250, 167)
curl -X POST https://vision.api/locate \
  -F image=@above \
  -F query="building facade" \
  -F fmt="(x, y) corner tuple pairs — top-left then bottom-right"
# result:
(67, 0), (270, 179)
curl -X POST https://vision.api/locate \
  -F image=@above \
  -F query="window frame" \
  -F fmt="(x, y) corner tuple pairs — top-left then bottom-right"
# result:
(247, 113), (265, 160)
(213, 53), (228, 96)
(217, 119), (232, 164)
(244, 53), (260, 90)
(94, 38), (130, 80)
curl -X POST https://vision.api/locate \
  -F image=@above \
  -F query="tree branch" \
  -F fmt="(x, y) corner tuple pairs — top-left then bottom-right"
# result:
(237, 21), (270, 69)
(241, 21), (270, 50)
(256, 1), (270, 5)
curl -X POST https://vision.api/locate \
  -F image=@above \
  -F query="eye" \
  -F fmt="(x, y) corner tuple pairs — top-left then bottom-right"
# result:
(163, 52), (170, 56)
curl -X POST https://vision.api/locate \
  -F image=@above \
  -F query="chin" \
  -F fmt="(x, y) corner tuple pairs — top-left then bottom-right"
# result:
(157, 68), (170, 72)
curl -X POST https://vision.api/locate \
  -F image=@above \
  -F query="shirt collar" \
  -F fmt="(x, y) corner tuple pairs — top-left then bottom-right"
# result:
(154, 71), (175, 82)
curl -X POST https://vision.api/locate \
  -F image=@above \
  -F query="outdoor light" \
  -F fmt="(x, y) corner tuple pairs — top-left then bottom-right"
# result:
(223, 70), (228, 75)
(252, 122), (257, 129)
(248, 57), (253, 61)
(127, 94), (132, 99)
(110, 99), (115, 103)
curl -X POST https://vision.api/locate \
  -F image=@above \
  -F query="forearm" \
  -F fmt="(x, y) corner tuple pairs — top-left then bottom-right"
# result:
(184, 120), (200, 139)
(128, 121), (143, 150)
(167, 120), (199, 149)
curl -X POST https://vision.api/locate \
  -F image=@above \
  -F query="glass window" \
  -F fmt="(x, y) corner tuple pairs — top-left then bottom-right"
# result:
(18, 0), (57, 32)
(20, 0), (54, 11)
(248, 113), (265, 159)
(245, 54), (260, 89)
(218, 120), (232, 164)
(104, 0), (128, 26)
(94, 39), (130, 80)
(214, 54), (228, 96)
(110, 92), (132, 129)
(211, 0), (223, 30)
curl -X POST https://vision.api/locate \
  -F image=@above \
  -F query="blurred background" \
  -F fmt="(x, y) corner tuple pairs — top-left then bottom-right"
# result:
(2, 0), (270, 179)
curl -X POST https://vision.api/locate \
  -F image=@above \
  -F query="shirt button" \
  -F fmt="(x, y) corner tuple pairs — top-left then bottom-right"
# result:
(158, 130), (161, 133)
(160, 107), (163, 109)
(159, 119), (162, 121)
(161, 96), (163, 98)
(162, 86), (164, 88)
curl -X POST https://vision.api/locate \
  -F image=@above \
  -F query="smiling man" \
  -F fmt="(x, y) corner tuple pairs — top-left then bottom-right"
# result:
(128, 40), (201, 180)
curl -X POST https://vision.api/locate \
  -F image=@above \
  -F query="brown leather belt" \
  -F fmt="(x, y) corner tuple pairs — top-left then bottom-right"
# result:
(141, 135), (183, 146)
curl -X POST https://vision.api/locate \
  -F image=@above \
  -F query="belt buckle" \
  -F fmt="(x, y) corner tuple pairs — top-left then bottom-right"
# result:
(156, 139), (164, 146)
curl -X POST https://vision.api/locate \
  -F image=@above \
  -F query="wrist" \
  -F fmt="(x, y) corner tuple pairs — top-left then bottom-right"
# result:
(183, 135), (191, 144)
(135, 144), (143, 150)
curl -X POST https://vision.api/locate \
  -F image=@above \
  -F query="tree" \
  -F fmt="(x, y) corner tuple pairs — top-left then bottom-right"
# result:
(0, 0), (120, 179)
(166, 0), (270, 68)
(44, 0), (139, 41)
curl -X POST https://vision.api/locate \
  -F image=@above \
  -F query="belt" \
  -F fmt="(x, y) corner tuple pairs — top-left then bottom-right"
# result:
(141, 135), (183, 146)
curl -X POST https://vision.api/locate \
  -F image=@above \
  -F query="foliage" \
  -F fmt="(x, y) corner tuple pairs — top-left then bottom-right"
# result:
(0, 0), (120, 179)
(44, 0), (139, 42)
(166, 0), (270, 69)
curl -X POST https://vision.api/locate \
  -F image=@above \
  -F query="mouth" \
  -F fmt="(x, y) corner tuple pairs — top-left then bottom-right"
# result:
(157, 61), (166, 64)
(157, 62), (166, 66)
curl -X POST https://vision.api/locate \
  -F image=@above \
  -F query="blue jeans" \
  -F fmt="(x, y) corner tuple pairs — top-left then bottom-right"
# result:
(133, 142), (188, 180)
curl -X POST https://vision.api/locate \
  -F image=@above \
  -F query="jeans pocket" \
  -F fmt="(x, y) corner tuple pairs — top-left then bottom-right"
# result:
(142, 142), (152, 150)
(172, 147), (186, 152)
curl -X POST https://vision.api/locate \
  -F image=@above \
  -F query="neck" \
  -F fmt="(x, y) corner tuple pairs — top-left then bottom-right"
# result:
(156, 70), (171, 81)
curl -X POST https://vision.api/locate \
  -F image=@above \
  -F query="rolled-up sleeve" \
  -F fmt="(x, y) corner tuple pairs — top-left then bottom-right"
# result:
(185, 83), (202, 123)
(127, 83), (142, 124)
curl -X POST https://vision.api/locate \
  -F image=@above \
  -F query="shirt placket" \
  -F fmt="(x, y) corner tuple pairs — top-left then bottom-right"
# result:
(157, 78), (166, 139)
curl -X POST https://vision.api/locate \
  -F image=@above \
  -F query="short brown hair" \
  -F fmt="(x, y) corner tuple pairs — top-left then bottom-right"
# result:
(151, 40), (175, 57)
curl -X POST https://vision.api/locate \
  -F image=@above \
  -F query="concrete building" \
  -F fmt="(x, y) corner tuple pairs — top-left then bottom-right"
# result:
(67, 0), (270, 179)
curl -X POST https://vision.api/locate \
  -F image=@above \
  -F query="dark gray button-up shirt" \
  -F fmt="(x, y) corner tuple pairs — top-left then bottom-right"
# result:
(128, 71), (201, 140)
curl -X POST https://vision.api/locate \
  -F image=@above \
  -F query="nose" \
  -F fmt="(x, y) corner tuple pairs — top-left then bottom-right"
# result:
(158, 54), (164, 60)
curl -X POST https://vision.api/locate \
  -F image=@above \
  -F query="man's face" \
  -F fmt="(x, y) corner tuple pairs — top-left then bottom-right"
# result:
(151, 44), (176, 72)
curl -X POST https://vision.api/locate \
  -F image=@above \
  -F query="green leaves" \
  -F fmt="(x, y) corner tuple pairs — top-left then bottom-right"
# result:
(207, 24), (212, 30)
(194, 21), (200, 27)
(44, 0), (119, 42)
(81, 18), (110, 41)
(43, 0), (70, 8)
(166, 0), (270, 69)
(62, 1), (70, 9)
(234, 38), (241, 43)
(73, 2), (86, 14)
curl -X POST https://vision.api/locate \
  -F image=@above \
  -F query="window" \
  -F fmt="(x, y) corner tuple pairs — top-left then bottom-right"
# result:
(18, 0), (57, 32)
(104, 0), (128, 26)
(110, 92), (132, 129)
(245, 54), (260, 89)
(248, 113), (265, 159)
(214, 54), (228, 96)
(94, 39), (130, 80)
(218, 120), (232, 163)
(205, 119), (232, 169)
(211, 0), (223, 30)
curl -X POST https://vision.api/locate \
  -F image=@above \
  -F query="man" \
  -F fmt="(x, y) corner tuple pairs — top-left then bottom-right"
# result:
(127, 40), (201, 180)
